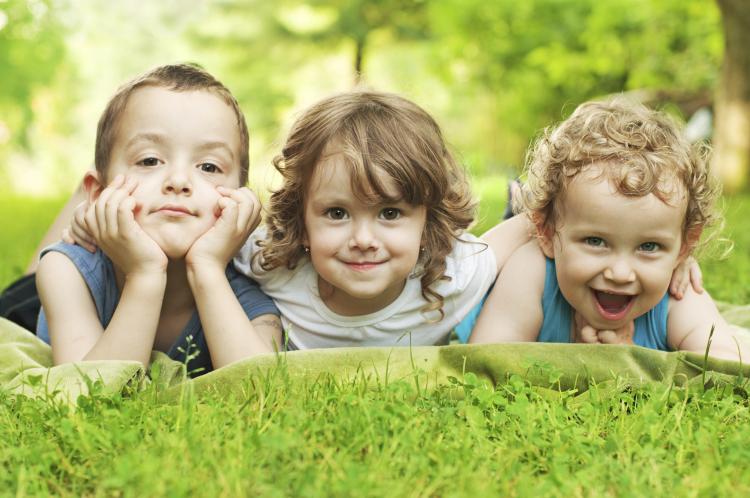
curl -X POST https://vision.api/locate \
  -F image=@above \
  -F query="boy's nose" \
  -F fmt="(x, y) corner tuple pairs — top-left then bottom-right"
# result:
(603, 258), (636, 284)
(163, 167), (192, 194)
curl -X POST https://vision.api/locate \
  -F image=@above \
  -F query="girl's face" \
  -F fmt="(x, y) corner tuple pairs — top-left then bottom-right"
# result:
(540, 167), (688, 331)
(302, 147), (427, 316)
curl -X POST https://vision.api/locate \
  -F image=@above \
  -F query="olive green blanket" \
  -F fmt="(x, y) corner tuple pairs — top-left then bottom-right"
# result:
(2, 307), (749, 404)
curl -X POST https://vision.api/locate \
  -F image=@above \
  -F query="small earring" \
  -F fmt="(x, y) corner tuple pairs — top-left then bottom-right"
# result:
(303, 246), (310, 254)
(420, 247), (425, 253)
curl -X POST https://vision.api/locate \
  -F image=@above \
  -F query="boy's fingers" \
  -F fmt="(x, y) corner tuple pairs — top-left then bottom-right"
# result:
(117, 196), (137, 233)
(105, 188), (130, 237)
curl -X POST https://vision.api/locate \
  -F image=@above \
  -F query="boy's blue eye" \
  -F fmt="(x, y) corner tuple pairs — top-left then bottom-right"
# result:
(584, 237), (605, 247)
(639, 242), (660, 252)
(199, 163), (219, 173)
(137, 157), (160, 167)
(380, 208), (401, 220)
(325, 207), (348, 220)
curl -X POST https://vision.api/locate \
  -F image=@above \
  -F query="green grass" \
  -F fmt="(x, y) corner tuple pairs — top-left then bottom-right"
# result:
(2, 190), (750, 496)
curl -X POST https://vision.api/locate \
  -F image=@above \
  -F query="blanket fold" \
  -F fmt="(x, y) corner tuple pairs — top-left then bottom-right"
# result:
(2, 312), (749, 404)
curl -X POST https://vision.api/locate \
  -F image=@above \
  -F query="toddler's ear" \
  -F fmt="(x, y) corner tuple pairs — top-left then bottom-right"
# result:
(678, 226), (703, 261)
(532, 213), (555, 258)
(82, 170), (105, 203)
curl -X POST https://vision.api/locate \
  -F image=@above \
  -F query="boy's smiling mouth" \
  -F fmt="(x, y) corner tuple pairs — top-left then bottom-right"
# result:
(592, 289), (635, 321)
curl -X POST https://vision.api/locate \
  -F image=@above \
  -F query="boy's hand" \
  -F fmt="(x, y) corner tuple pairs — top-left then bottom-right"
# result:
(62, 198), (97, 252)
(186, 186), (261, 271)
(85, 175), (167, 276)
(573, 312), (634, 345)
(669, 256), (704, 300)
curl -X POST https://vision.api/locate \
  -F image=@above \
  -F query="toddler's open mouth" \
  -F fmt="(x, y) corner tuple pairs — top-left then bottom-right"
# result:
(593, 290), (635, 321)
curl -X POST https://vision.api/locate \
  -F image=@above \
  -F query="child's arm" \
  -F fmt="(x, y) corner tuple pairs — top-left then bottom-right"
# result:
(469, 241), (546, 344)
(38, 176), (168, 365)
(480, 214), (534, 273)
(186, 187), (281, 368)
(667, 287), (748, 362)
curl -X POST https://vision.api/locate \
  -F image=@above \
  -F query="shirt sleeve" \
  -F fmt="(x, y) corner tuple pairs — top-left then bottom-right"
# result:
(227, 264), (280, 320)
(438, 233), (498, 327)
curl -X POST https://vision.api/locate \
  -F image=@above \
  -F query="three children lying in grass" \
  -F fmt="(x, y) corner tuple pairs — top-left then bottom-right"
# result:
(21, 63), (748, 375)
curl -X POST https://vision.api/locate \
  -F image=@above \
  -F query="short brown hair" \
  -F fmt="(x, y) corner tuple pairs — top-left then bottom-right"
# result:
(95, 63), (249, 184)
(521, 96), (720, 252)
(259, 91), (476, 318)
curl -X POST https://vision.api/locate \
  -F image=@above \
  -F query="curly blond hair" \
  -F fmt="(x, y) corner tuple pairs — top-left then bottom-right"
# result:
(520, 97), (720, 253)
(258, 90), (476, 319)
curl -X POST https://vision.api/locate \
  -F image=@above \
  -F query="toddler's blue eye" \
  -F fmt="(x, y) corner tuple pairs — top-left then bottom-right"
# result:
(380, 208), (401, 220)
(640, 242), (660, 252)
(137, 157), (160, 167)
(326, 207), (348, 220)
(584, 237), (605, 247)
(199, 163), (219, 173)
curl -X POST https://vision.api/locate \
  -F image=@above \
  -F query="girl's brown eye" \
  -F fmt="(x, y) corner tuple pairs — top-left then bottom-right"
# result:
(326, 207), (348, 220)
(380, 208), (401, 220)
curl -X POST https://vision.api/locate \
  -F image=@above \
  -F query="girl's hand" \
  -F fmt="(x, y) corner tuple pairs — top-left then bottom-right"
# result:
(84, 175), (167, 276)
(62, 199), (97, 252)
(669, 256), (704, 300)
(573, 312), (634, 345)
(186, 187), (261, 272)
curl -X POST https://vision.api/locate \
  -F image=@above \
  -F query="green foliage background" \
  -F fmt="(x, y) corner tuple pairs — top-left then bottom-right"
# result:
(0, 0), (723, 195)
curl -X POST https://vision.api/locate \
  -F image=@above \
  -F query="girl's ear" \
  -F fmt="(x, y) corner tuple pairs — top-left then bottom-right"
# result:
(678, 226), (703, 261)
(83, 170), (105, 203)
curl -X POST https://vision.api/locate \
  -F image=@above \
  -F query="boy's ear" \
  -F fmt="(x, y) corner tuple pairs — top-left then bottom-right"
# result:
(678, 226), (703, 260)
(83, 170), (105, 203)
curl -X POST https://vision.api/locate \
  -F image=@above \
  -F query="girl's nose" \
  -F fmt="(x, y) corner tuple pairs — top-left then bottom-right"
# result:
(603, 257), (636, 284)
(349, 220), (379, 251)
(162, 165), (192, 194)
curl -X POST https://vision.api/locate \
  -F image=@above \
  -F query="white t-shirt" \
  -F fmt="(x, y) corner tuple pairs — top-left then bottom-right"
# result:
(234, 229), (497, 350)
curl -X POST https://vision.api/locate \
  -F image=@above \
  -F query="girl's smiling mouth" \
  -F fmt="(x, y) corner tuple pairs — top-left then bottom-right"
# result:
(344, 260), (386, 271)
(592, 289), (635, 321)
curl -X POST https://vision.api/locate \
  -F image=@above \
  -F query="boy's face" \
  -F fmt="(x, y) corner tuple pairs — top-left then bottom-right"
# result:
(104, 86), (242, 259)
(541, 166), (687, 331)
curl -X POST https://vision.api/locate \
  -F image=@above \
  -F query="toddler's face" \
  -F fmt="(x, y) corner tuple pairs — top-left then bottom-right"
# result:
(542, 167), (687, 331)
(302, 145), (427, 316)
(105, 87), (242, 258)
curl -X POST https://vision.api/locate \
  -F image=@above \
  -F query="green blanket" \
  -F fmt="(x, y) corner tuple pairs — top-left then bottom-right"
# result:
(2, 315), (750, 404)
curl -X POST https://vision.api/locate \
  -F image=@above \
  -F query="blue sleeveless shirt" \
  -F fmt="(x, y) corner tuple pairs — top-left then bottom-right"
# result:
(455, 258), (670, 350)
(37, 243), (279, 376)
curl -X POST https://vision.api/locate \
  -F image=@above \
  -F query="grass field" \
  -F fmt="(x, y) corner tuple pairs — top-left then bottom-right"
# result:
(2, 189), (750, 496)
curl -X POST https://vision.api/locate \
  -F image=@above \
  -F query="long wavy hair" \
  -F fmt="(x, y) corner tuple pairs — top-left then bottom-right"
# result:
(258, 91), (476, 319)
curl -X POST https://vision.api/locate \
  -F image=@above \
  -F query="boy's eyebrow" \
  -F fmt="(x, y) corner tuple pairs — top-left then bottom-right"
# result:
(196, 140), (236, 160)
(125, 132), (166, 148)
(124, 134), (235, 159)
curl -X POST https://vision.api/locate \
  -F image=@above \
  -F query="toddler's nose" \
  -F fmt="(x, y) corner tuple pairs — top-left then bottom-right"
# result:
(603, 258), (636, 284)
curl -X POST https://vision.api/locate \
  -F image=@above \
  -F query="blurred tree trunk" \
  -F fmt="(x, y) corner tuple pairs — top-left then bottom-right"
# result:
(713, 0), (750, 193)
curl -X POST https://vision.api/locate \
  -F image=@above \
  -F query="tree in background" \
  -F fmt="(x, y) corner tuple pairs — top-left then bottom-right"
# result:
(0, 0), (70, 161)
(714, 0), (750, 193)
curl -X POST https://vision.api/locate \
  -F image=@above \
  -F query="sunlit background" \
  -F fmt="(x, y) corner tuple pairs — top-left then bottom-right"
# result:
(0, 0), (726, 197)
